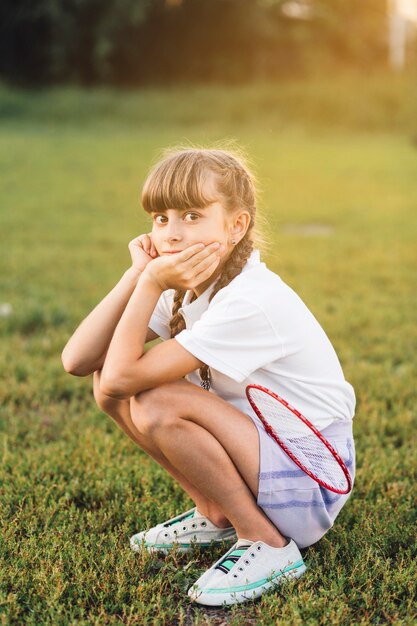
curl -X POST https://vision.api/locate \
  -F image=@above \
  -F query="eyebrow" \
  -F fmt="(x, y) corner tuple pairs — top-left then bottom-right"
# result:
(149, 207), (207, 214)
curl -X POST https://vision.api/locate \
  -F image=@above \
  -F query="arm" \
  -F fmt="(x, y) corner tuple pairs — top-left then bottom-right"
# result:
(62, 233), (160, 377)
(100, 242), (223, 399)
(62, 267), (158, 377)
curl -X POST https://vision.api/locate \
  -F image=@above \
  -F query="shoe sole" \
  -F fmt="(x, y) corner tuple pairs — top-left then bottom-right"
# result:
(188, 561), (307, 606)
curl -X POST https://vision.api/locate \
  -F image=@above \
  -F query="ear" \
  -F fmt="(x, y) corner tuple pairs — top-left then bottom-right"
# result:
(229, 210), (251, 243)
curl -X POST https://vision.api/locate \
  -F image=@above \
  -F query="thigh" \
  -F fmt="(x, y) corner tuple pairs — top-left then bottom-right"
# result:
(131, 380), (261, 499)
(255, 418), (355, 548)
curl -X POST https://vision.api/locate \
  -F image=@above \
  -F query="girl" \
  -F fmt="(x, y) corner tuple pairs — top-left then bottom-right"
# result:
(62, 146), (356, 607)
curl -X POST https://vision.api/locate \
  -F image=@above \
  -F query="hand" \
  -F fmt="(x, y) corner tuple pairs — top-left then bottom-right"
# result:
(143, 242), (225, 291)
(128, 233), (159, 273)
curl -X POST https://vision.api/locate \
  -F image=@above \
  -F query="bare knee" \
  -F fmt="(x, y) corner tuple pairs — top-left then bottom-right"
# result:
(94, 392), (122, 417)
(130, 385), (177, 437)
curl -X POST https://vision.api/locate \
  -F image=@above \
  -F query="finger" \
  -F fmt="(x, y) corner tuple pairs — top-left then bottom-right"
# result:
(139, 234), (151, 253)
(192, 257), (221, 284)
(194, 254), (221, 279)
(178, 242), (207, 262)
(147, 233), (158, 257)
(190, 242), (224, 269)
(181, 242), (221, 267)
(192, 248), (223, 274)
(132, 235), (146, 248)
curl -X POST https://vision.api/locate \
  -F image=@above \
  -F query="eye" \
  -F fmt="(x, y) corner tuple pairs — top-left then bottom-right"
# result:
(184, 212), (200, 222)
(153, 215), (167, 224)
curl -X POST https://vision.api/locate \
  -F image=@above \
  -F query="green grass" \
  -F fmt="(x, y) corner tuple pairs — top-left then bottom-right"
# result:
(1, 74), (416, 624)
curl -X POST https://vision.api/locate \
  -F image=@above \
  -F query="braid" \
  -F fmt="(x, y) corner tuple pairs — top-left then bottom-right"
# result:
(208, 237), (254, 305)
(169, 289), (188, 338)
(198, 237), (253, 389)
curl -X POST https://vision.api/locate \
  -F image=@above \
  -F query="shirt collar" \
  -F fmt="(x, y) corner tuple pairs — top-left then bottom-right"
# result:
(178, 248), (261, 325)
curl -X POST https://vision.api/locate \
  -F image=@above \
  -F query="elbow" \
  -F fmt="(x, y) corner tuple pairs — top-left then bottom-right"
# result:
(99, 371), (135, 399)
(61, 350), (79, 376)
(61, 350), (91, 377)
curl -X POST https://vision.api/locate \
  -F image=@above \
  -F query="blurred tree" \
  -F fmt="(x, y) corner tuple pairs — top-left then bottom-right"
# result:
(0, 0), (391, 87)
(0, 0), (52, 85)
(313, 0), (387, 67)
(0, 0), (155, 85)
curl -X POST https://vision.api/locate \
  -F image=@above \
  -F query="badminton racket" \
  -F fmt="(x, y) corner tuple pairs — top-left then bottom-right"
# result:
(246, 384), (352, 494)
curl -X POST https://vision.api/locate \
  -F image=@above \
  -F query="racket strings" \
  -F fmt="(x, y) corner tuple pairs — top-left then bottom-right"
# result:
(250, 389), (348, 492)
(288, 433), (339, 487)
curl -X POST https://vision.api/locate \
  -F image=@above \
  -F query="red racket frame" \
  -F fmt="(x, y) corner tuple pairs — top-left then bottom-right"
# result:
(246, 384), (352, 494)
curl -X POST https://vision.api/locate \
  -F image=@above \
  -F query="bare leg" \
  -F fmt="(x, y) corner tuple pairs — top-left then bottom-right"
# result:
(93, 371), (231, 527)
(131, 381), (288, 548)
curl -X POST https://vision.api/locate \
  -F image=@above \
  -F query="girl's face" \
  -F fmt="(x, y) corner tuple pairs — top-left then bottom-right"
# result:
(150, 202), (231, 256)
(150, 201), (233, 295)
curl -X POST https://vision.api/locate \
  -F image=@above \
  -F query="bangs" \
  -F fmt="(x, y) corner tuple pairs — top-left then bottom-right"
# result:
(141, 153), (220, 214)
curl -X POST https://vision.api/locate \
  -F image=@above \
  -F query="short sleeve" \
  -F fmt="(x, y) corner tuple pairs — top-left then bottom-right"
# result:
(174, 297), (283, 382)
(148, 289), (175, 341)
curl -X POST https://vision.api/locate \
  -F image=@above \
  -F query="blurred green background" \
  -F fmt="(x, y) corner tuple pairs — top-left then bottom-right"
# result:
(0, 0), (403, 87)
(1, 1), (417, 624)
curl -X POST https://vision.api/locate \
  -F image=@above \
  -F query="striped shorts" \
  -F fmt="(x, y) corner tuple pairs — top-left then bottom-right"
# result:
(249, 415), (355, 549)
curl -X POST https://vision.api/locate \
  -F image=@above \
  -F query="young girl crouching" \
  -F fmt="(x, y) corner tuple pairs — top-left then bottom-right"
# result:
(62, 145), (356, 607)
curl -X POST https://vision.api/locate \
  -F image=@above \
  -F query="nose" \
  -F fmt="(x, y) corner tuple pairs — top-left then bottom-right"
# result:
(164, 219), (183, 243)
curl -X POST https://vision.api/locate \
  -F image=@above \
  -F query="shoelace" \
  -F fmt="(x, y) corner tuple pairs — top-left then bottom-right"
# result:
(163, 510), (196, 528)
(214, 544), (253, 574)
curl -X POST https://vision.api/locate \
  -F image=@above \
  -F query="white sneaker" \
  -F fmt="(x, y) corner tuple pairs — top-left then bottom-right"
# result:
(130, 507), (237, 554)
(187, 537), (307, 606)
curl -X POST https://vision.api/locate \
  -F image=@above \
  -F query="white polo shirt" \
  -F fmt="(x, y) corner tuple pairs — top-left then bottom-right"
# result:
(148, 249), (355, 431)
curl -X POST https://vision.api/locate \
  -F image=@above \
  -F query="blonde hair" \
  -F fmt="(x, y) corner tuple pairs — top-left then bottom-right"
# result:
(141, 142), (270, 390)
